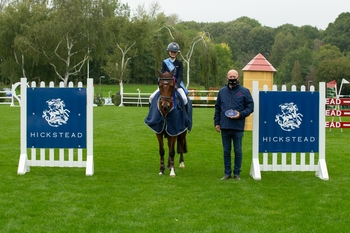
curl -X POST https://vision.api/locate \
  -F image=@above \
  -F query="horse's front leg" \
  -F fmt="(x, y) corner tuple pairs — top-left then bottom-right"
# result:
(168, 137), (176, 177)
(156, 134), (165, 175)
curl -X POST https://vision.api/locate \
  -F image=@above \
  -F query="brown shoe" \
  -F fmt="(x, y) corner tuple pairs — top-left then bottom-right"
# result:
(221, 175), (232, 180)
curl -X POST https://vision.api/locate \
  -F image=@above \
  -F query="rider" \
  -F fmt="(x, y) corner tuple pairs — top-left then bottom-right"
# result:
(149, 42), (188, 110)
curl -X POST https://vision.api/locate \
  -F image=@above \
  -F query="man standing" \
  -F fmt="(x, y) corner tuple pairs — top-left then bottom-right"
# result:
(214, 69), (254, 180)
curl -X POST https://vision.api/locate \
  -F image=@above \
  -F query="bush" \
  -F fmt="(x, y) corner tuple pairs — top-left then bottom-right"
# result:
(112, 93), (121, 106)
(94, 94), (105, 106)
(0, 92), (5, 102)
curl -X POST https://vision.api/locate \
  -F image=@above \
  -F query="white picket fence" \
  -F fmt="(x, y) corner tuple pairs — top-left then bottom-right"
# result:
(188, 89), (218, 107)
(3, 85), (218, 107)
(0, 89), (11, 104)
(0, 82), (24, 106)
(26, 148), (86, 167)
(120, 90), (150, 107)
(119, 89), (219, 107)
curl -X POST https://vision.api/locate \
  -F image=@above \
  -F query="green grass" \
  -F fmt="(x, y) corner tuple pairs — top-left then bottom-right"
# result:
(1, 105), (350, 232)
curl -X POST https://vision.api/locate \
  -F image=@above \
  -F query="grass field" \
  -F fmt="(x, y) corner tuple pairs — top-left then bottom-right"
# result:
(1, 104), (350, 233)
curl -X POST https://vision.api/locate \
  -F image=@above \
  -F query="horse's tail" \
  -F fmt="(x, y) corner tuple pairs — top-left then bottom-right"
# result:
(177, 132), (187, 154)
(182, 137), (187, 153)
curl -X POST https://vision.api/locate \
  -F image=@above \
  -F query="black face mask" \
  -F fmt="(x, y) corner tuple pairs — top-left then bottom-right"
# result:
(228, 79), (239, 87)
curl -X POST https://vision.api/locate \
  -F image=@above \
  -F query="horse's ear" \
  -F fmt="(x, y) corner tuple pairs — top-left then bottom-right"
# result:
(170, 69), (175, 76)
(158, 70), (162, 77)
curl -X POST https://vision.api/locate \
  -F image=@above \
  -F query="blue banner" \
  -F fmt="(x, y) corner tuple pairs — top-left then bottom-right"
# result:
(259, 91), (319, 152)
(27, 88), (87, 148)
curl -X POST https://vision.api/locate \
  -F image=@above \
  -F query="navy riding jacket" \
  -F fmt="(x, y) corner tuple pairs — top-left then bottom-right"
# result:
(161, 59), (183, 88)
(214, 84), (254, 131)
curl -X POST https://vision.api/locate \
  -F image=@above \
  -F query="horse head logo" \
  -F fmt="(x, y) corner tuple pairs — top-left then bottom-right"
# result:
(275, 102), (303, 131)
(42, 98), (70, 127)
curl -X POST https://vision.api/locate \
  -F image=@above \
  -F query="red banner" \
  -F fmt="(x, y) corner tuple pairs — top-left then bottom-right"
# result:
(325, 98), (350, 105)
(325, 110), (350, 116)
(326, 122), (350, 128)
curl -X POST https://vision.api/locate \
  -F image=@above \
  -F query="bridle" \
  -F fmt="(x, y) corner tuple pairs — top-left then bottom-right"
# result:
(158, 77), (175, 116)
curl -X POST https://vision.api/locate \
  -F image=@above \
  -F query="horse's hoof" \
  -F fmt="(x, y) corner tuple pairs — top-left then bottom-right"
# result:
(179, 162), (185, 168)
(159, 172), (164, 175)
(170, 168), (176, 177)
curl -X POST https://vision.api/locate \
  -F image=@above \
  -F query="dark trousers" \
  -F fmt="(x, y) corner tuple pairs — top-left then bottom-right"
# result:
(221, 129), (244, 176)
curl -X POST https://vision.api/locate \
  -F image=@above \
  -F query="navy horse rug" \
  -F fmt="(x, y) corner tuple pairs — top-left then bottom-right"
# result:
(144, 92), (192, 136)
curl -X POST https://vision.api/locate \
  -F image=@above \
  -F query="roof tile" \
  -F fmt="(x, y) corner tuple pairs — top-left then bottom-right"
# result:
(242, 53), (276, 72)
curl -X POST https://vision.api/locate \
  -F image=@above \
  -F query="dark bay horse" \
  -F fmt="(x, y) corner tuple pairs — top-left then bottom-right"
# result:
(157, 70), (187, 177)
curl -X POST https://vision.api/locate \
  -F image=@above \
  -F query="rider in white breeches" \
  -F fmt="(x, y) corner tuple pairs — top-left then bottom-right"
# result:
(149, 42), (188, 107)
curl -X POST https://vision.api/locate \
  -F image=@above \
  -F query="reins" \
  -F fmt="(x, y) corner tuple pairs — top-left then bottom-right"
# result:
(160, 95), (172, 101)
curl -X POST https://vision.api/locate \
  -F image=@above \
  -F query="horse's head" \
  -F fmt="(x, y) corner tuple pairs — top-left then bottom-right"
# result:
(158, 70), (175, 116)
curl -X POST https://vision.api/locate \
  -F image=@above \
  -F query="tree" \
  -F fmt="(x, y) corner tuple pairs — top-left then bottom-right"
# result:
(323, 12), (350, 53)
(0, 0), (10, 11)
(1, 2), (348, 90)
(26, 0), (94, 86)
(314, 44), (344, 66)
(295, 25), (322, 50)
(270, 31), (294, 68)
(198, 39), (219, 89)
(246, 26), (274, 59)
(214, 43), (233, 86)
(102, 0), (173, 92)
(0, 2), (50, 84)
(316, 57), (350, 88)
(103, 42), (135, 85)
(221, 20), (255, 67)
(0, 0), (119, 86)
(276, 46), (313, 86)
(180, 32), (211, 87)
(291, 60), (303, 86)
(2, 0), (97, 85)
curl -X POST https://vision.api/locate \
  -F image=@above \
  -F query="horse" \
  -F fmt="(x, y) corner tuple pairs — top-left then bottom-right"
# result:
(156, 70), (188, 177)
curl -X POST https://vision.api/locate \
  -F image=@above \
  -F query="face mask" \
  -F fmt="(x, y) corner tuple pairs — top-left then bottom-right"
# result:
(228, 79), (239, 87)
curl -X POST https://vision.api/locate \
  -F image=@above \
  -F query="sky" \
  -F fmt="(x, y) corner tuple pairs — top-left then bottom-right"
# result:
(122, 0), (349, 30)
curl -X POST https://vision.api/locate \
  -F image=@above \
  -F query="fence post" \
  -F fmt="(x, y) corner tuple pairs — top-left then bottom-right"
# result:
(137, 88), (142, 107)
(17, 78), (29, 174)
(119, 82), (124, 107)
(250, 81), (261, 180)
(316, 82), (329, 180)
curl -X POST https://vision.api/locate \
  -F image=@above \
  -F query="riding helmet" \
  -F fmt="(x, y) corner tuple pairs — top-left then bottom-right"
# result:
(167, 42), (180, 53)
